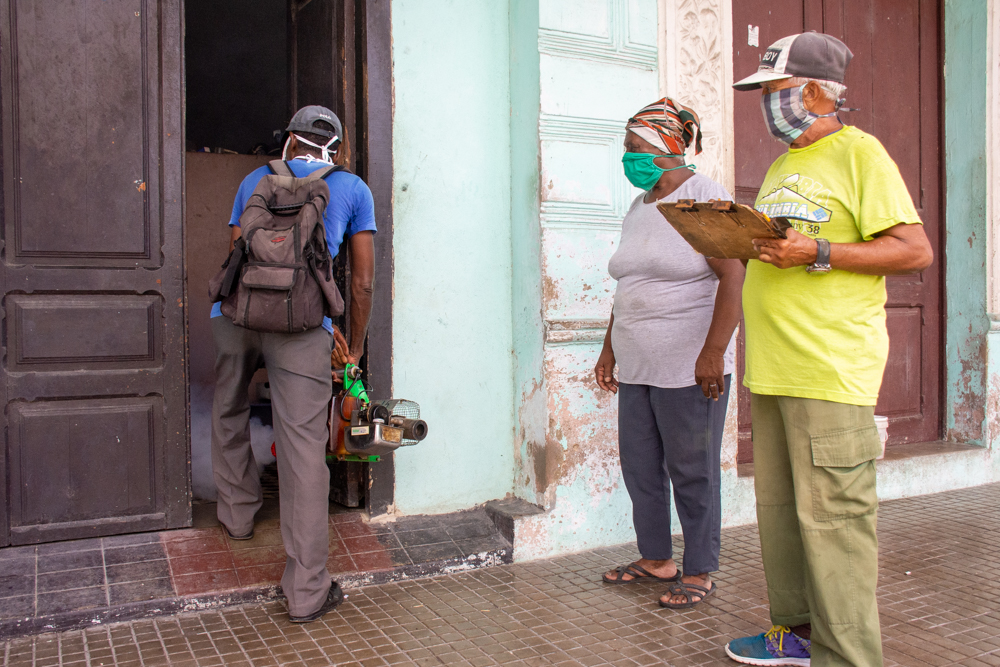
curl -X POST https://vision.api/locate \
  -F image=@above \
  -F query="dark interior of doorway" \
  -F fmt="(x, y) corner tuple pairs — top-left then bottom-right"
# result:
(184, 0), (368, 515)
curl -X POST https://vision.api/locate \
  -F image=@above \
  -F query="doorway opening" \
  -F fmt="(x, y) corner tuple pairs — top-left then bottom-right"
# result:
(184, 0), (379, 521)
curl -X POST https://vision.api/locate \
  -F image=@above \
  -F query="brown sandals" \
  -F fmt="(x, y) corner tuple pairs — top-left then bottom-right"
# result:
(658, 580), (716, 609)
(602, 562), (681, 585)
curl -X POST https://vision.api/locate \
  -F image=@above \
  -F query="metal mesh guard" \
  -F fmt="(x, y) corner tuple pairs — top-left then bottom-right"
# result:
(371, 399), (421, 445)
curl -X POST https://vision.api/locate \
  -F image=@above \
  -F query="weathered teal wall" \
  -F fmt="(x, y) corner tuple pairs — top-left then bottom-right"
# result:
(508, 0), (663, 556)
(390, 0), (516, 513)
(944, 0), (990, 443)
(509, 0), (546, 503)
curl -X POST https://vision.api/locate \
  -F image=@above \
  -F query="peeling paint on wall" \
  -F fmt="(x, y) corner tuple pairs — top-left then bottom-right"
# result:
(948, 335), (988, 443)
(987, 324), (1000, 450)
(544, 345), (620, 502)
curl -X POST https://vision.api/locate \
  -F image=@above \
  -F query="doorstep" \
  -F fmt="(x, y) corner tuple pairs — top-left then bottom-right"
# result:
(0, 504), (511, 640)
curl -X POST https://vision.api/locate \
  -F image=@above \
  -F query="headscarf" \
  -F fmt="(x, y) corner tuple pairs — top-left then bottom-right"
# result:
(626, 97), (703, 156)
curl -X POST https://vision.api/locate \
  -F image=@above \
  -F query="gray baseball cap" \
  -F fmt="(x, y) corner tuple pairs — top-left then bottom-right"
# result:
(286, 105), (343, 142)
(733, 32), (853, 91)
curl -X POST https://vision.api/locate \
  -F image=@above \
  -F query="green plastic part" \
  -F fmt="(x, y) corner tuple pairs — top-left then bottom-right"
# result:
(326, 454), (380, 463)
(344, 363), (369, 402)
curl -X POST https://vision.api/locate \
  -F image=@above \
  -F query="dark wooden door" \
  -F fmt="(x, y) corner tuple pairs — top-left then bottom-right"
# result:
(733, 0), (942, 458)
(0, 0), (188, 545)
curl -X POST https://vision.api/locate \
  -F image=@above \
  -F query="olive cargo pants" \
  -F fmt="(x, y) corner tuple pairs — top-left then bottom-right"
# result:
(751, 393), (883, 667)
(211, 317), (333, 618)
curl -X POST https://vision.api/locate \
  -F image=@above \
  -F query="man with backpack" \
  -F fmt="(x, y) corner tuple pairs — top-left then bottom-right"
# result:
(209, 106), (376, 623)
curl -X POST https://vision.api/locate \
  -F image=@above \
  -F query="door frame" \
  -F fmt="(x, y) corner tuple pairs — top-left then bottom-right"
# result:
(181, 0), (396, 516)
(359, 0), (395, 515)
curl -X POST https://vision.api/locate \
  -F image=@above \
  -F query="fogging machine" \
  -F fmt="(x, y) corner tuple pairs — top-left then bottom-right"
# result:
(329, 364), (428, 462)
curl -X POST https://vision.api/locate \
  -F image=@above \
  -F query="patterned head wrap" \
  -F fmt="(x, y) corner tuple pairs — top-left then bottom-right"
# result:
(626, 97), (703, 156)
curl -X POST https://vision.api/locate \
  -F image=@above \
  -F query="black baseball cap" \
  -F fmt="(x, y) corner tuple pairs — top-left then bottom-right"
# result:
(733, 32), (853, 91)
(285, 105), (343, 142)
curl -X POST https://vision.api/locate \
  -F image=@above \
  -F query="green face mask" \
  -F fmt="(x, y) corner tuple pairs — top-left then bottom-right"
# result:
(621, 152), (693, 190)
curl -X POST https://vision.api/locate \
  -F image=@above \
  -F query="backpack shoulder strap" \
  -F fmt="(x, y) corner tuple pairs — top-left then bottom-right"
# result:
(301, 164), (345, 183)
(268, 160), (294, 177)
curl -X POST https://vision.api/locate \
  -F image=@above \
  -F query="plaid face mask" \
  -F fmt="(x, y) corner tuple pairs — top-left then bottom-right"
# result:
(760, 84), (837, 143)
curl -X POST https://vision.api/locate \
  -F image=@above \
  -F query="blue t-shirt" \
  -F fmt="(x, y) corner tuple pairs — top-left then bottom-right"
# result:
(210, 159), (377, 333)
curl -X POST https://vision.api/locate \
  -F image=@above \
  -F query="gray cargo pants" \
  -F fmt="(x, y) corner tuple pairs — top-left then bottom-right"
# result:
(211, 316), (333, 617)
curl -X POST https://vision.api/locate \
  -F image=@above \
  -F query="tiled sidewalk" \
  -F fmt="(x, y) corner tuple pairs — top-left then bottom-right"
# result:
(0, 503), (510, 638)
(3, 483), (1000, 666)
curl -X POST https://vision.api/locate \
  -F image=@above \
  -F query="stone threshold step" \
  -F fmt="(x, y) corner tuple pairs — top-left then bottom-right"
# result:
(0, 505), (513, 640)
(0, 547), (511, 640)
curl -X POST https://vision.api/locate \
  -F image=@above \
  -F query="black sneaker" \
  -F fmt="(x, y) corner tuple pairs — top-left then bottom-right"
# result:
(223, 525), (254, 541)
(288, 582), (344, 623)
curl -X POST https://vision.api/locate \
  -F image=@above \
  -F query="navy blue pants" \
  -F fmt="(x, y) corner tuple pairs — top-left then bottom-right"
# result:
(617, 376), (730, 575)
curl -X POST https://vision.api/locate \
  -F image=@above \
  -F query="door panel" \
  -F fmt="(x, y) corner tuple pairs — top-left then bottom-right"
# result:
(7, 295), (161, 371)
(7, 0), (159, 265)
(0, 0), (188, 545)
(733, 0), (942, 458)
(9, 398), (160, 542)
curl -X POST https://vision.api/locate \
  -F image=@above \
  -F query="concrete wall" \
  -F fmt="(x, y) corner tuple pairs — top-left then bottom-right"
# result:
(511, 0), (664, 556)
(390, 0), (516, 514)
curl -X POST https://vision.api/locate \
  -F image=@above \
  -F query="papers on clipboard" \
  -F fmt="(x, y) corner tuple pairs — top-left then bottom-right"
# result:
(655, 199), (792, 260)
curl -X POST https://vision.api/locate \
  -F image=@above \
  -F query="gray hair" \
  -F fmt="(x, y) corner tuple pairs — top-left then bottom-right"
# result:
(787, 77), (847, 104)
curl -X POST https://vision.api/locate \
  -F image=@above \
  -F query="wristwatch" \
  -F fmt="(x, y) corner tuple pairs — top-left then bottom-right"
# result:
(806, 238), (831, 274)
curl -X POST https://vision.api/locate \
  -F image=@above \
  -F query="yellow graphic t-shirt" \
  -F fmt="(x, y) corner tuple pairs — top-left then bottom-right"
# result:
(743, 125), (922, 405)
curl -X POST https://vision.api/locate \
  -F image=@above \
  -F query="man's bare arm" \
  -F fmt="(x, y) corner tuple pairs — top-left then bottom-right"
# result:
(346, 231), (375, 364)
(753, 223), (933, 275)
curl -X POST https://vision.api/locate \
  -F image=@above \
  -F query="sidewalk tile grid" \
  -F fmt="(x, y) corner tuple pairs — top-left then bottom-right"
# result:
(2, 483), (998, 666)
(0, 504), (509, 630)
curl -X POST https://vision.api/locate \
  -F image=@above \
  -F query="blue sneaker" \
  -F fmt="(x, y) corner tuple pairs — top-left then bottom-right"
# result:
(725, 625), (811, 665)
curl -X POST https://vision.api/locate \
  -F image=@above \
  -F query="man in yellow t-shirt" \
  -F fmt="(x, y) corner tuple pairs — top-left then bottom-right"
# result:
(723, 33), (933, 667)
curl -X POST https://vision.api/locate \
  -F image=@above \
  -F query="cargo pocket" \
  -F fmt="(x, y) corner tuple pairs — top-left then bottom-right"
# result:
(810, 425), (880, 522)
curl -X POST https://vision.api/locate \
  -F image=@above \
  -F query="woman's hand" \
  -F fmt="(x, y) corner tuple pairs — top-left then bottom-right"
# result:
(694, 348), (725, 401)
(595, 346), (619, 394)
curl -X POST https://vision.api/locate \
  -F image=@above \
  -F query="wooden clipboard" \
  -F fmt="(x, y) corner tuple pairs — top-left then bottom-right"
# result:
(655, 199), (792, 260)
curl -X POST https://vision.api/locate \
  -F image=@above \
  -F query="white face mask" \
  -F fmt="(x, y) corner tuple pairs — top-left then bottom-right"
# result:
(281, 132), (339, 163)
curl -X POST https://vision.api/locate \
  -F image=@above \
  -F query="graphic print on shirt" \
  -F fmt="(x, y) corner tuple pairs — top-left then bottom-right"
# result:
(755, 173), (832, 237)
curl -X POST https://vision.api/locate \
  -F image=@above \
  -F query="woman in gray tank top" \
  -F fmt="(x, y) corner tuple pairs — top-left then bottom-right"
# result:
(595, 98), (744, 609)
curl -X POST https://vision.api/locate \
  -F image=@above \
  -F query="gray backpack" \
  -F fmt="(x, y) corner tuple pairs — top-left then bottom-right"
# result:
(209, 160), (345, 333)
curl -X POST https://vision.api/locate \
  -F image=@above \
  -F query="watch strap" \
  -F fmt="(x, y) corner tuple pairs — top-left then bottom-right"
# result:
(807, 238), (831, 273)
(815, 238), (831, 265)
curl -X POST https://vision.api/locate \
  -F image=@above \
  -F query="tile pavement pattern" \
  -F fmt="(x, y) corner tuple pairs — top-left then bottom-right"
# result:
(0, 504), (510, 638)
(2, 483), (1000, 666)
